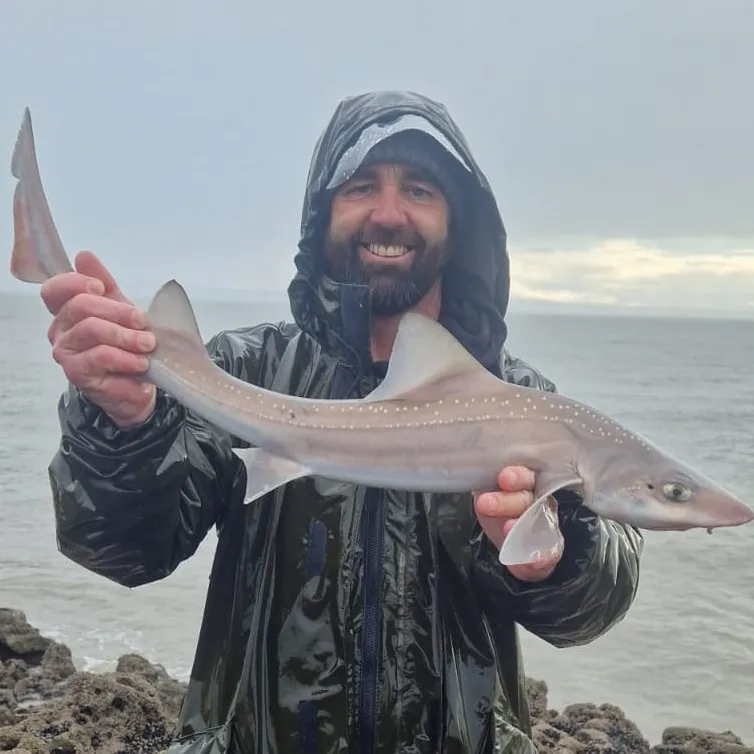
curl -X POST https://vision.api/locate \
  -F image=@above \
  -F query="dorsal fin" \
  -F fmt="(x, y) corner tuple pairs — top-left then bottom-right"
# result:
(363, 312), (502, 403)
(146, 279), (204, 343)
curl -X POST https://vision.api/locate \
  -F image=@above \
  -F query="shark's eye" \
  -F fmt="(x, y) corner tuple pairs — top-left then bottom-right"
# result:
(662, 482), (692, 502)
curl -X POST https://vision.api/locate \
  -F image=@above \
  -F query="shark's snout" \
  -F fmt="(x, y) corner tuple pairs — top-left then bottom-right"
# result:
(721, 498), (754, 527)
(684, 489), (754, 531)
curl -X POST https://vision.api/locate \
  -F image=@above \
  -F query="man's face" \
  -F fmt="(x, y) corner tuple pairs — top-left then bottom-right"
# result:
(323, 162), (451, 316)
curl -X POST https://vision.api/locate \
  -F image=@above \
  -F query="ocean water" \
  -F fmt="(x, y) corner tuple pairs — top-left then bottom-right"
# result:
(1, 290), (753, 746)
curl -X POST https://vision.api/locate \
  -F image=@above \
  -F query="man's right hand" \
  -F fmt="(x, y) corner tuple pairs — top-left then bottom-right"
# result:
(41, 250), (157, 428)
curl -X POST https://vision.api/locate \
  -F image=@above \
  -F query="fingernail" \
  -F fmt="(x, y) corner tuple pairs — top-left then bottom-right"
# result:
(483, 494), (501, 514)
(87, 279), (105, 295)
(137, 332), (156, 350)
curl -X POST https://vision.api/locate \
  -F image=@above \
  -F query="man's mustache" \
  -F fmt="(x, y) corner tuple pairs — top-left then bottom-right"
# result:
(354, 225), (424, 249)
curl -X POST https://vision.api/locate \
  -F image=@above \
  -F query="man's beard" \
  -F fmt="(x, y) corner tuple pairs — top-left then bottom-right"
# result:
(324, 225), (450, 316)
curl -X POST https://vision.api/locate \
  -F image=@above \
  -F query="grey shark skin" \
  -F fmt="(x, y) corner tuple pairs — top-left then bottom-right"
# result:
(9, 107), (754, 567)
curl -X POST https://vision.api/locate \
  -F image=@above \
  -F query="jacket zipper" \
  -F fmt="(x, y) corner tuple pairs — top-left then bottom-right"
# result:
(359, 486), (384, 753)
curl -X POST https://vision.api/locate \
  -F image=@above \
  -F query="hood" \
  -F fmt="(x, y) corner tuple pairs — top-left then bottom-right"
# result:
(287, 90), (510, 375)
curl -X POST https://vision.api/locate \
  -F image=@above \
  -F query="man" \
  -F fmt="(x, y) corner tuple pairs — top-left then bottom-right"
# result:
(41, 90), (643, 753)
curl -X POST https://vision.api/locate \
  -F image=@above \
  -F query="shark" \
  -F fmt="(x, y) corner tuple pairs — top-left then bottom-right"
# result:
(9, 107), (754, 567)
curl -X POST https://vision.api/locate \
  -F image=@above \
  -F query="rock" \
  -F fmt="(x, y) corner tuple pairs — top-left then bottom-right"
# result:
(0, 688), (17, 727)
(651, 726), (752, 753)
(529, 696), (652, 754)
(0, 671), (177, 754)
(525, 677), (550, 720)
(552, 701), (651, 753)
(114, 654), (186, 720)
(2, 608), (753, 753)
(0, 610), (77, 731)
(523, 676), (754, 754)
(0, 611), (188, 753)
(0, 610), (50, 662)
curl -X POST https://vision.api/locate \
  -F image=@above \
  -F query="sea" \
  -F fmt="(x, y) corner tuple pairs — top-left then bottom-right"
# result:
(1, 290), (753, 746)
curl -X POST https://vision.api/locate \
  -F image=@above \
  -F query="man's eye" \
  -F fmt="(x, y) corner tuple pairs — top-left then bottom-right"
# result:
(344, 182), (373, 196)
(407, 185), (434, 199)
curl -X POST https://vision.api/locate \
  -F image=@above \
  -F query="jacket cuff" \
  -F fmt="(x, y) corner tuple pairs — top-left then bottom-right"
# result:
(60, 384), (184, 449)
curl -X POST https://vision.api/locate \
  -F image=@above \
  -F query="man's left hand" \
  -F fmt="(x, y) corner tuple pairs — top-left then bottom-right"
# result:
(474, 466), (563, 582)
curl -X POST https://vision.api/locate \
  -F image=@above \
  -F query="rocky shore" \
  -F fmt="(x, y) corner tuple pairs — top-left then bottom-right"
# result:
(0, 608), (750, 754)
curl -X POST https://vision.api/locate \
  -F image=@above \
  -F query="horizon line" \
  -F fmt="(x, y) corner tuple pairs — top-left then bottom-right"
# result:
(4, 285), (754, 323)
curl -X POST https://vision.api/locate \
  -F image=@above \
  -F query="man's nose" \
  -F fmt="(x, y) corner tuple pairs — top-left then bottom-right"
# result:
(370, 187), (407, 227)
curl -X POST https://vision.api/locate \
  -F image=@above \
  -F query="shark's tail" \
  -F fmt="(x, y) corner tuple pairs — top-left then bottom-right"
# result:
(10, 107), (74, 283)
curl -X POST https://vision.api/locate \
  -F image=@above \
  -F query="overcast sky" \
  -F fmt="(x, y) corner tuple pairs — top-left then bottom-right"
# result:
(1, 0), (753, 316)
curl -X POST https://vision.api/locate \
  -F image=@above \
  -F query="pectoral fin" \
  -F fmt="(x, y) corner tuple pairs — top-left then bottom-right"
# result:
(233, 447), (312, 504)
(497, 471), (582, 567)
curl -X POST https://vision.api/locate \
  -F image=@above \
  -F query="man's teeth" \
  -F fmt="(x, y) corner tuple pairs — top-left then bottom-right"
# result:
(364, 243), (411, 258)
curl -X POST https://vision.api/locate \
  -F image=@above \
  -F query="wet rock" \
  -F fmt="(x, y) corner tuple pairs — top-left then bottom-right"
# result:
(524, 677), (550, 720)
(651, 726), (752, 753)
(114, 655), (186, 720)
(0, 610), (76, 731)
(524, 676), (754, 754)
(0, 671), (179, 754)
(2, 608), (753, 753)
(0, 611), (187, 753)
(530, 696), (652, 753)
(0, 610), (50, 662)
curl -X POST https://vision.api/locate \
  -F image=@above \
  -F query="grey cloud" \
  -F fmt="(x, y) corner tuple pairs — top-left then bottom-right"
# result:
(0, 0), (752, 298)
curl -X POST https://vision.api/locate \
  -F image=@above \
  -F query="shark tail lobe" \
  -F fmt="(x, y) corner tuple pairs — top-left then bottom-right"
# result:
(10, 107), (73, 283)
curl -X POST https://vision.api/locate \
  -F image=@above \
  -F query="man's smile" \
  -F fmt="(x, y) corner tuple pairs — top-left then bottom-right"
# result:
(359, 242), (415, 260)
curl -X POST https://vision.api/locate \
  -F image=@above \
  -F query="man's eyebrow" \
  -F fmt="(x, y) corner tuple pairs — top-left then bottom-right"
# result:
(345, 164), (440, 188)
(403, 167), (440, 187)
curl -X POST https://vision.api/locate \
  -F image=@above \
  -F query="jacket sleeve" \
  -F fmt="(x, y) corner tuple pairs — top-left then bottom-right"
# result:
(47, 326), (277, 589)
(471, 350), (644, 648)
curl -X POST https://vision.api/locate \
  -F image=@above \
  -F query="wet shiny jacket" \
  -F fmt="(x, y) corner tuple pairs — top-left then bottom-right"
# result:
(48, 91), (643, 754)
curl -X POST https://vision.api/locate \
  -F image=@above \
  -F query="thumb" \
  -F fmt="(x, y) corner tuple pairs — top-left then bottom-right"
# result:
(74, 250), (131, 304)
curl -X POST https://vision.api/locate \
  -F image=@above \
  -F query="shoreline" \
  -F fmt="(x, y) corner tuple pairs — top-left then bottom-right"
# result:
(1, 607), (750, 753)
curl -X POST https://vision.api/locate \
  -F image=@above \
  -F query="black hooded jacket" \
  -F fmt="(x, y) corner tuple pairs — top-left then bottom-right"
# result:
(48, 91), (643, 754)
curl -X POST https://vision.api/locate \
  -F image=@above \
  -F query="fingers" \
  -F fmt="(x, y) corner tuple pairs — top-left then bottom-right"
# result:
(53, 316), (155, 359)
(475, 466), (564, 581)
(41, 270), (104, 316)
(507, 556), (560, 582)
(40, 250), (130, 316)
(74, 250), (131, 303)
(48, 294), (148, 346)
(497, 466), (535, 493)
(475, 488), (533, 519)
(54, 344), (150, 386)
(38, 250), (157, 427)
(475, 466), (537, 518)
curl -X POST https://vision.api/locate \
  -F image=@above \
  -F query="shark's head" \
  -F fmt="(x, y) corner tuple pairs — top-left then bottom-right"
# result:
(584, 455), (754, 532)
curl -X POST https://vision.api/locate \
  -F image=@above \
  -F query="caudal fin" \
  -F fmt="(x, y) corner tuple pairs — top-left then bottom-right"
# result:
(10, 108), (37, 181)
(9, 107), (73, 282)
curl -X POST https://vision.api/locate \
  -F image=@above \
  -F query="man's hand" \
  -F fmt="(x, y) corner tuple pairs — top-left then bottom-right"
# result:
(474, 466), (563, 582)
(41, 250), (157, 428)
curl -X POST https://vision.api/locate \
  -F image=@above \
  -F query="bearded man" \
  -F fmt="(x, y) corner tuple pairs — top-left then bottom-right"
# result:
(41, 90), (643, 754)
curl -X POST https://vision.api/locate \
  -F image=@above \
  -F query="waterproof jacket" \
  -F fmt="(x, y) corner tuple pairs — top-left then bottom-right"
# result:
(48, 91), (643, 754)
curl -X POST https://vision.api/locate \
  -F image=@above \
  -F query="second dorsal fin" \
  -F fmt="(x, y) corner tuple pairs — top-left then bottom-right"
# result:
(146, 279), (204, 344)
